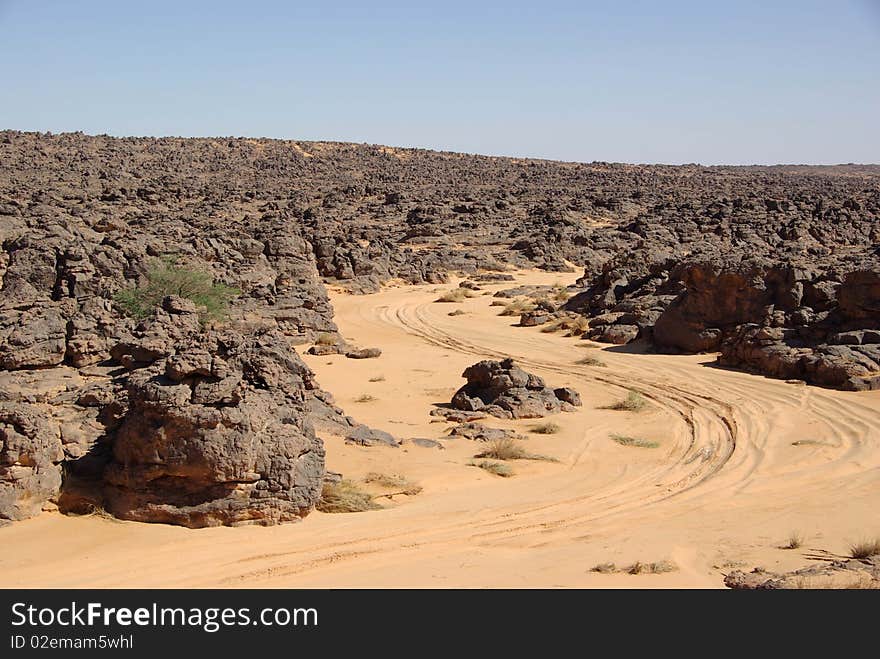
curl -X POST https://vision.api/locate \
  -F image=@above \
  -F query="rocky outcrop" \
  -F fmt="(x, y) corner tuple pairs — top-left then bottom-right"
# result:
(101, 297), (325, 527)
(451, 358), (581, 419)
(718, 268), (880, 390)
(0, 404), (64, 521)
(653, 260), (805, 353)
(1, 131), (879, 524)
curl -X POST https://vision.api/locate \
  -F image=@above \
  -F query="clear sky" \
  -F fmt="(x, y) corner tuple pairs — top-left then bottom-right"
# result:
(1, 0), (879, 164)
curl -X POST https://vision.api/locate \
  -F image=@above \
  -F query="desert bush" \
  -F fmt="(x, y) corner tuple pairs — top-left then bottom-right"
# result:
(114, 257), (239, 321)
(316, 480), (381, 513)
(610, 433), (659, 448)
(530, 421), (561, 435)
(354, 394), (376, 403)
(368, 375), (385, 382)
(576, 356), (607, 367)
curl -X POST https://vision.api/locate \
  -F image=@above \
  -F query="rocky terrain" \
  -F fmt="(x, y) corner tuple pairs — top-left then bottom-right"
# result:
(1, 130), (878, 527)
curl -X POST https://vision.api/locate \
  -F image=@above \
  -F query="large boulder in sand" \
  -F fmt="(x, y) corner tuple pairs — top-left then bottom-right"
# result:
(450, 358), (581, 419)
(101, 297), (325, 527)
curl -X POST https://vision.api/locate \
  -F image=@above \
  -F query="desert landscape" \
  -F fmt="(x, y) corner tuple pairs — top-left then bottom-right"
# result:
(1, 131), (878, 588)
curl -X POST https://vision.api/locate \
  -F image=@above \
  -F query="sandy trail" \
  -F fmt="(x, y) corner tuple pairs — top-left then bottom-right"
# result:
(2, 270), (879, 588)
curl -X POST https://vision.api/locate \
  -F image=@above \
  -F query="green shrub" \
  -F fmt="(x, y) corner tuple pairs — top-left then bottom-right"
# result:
(114, 257), (239, 321)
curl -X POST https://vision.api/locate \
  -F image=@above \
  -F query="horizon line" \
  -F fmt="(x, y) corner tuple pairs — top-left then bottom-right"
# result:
(3, 127), (879, 169)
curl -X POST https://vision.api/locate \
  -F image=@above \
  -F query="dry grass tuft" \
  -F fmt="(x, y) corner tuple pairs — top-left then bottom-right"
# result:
(530, 421), (561, 435)
(783, 531), (804, 549)
(593, 560), (678, 575)
(626, 560), (678, 575)
(849, 537), (880, 559)
(476, 438), (527, 460)
(475, 438), (558, 462)
(576, 356), (607, 367)
(590, 562), (617, 574)
(314, 332), (337, 346)
(610, 433), (659, 449)
(499, 299), (537, 316)
(791, 574), (880, 589)
(354, 393), (377, 403)
(436, 288), (473, 303)
(364, 472), (423, 496)
(368, 375), (385, 382)
(607, 390), (647, 412)
(316, 480), (381, 513)
(469, 460), (514, 477)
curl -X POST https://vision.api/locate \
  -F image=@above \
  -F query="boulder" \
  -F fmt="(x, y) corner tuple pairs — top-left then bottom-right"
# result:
(450, 358), (581, 419)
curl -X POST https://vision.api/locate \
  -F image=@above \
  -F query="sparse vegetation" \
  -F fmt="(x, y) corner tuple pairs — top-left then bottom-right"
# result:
(530, 421), (561, 435)
(499, 298), (536, 316)
(364, 472), (423, 496)
(314, 332), (338, 346)
(783, 531), (804, 549)
(354, 393), (376, 403)
(551, 284), (571, 303)
(610, 433), (659, 448)
(448, 309), (466, 316)
(475, 438), (557, 462)
(368, 375), (386, 382)
(607, 390), (647, 412)
(576, 356), (607, 367)
(113, 256), (239, 321)
(626, 560), (678, 574)
(590, 562), (617, 573)
(790, 575), (880, 589)
(469, 460), (513, 477)
(436, 288), (473, 303)
(592, 560), (678, 574)
(316, 480), (381, 513)
(477, 438), (527, 460)
(849, 538), (880, 559)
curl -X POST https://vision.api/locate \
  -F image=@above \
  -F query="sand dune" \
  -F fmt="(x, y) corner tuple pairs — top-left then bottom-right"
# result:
(2, 269), (878, 588)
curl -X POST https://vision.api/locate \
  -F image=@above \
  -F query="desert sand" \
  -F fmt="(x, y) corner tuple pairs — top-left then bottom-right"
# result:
(2, 269), (878, 588)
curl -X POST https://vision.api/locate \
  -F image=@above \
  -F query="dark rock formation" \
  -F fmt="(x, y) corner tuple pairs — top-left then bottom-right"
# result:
(101, 297), (325, 527)
(451, 358), (581, 419)
(1, 130), (879, 523)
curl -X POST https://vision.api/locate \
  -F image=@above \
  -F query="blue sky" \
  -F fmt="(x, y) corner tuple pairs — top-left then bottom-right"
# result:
(1, 0), (878, 164)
